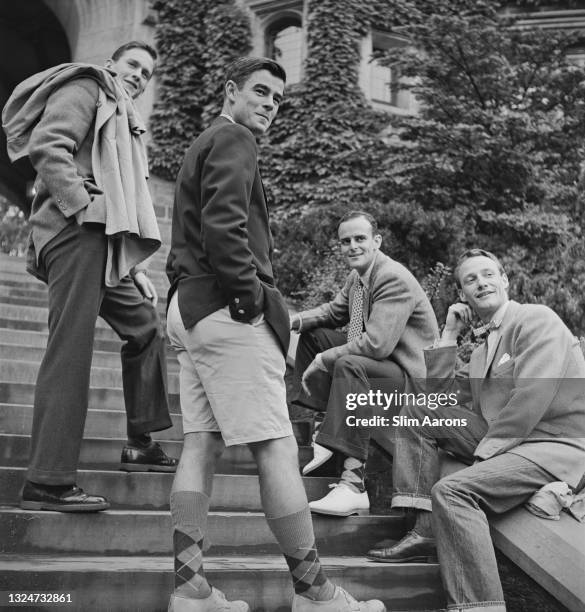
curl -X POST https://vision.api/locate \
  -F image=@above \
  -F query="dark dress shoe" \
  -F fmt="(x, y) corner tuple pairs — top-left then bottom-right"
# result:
(366, 530), (437, 563)
(120, 441), (178, 472)
(20, 481), (110, 512)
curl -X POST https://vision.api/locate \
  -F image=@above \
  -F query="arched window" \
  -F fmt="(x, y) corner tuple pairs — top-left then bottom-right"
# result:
(266, 16), (303, 84)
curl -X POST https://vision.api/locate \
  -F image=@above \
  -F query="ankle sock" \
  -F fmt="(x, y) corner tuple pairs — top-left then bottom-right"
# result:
(266, 506), (335, 601)
(170, 490), (212, 599)
(339, 457), (366, 493)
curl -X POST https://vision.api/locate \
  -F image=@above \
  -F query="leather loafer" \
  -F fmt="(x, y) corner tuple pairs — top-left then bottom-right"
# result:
(366, 530), (437, 563)
(120, 441), (178, 472)
(20, 481), (110, 512)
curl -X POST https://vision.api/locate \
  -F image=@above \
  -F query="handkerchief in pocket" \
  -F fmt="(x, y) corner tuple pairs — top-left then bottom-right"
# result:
(497, 353), (511, 366)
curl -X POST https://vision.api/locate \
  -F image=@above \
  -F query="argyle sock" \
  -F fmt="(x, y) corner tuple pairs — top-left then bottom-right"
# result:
(339, 456), (366, 493)
(413, 509), (434, 539)
(267, 506), (336, 601)
(170, 491), (212, 599)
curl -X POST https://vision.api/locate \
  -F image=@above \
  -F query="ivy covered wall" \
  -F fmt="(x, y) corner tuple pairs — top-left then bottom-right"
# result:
(149, 0), (585, 334)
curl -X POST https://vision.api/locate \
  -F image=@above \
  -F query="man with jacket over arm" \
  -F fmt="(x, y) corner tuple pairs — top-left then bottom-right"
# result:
(2, 41), (177, 513)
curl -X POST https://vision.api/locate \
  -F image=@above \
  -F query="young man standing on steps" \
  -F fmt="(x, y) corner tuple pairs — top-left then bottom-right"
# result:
(2, 41), (178, 513)
(367, 249), (585, 612)
(166, 57), (385, 612)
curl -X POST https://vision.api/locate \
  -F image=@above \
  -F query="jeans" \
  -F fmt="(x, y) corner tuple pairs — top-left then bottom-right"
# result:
(392, 401), (555, 611)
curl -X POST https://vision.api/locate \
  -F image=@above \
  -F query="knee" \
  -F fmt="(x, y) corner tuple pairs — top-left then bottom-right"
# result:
(431, 475), (468, 512)
(182, 432), (224, 461)
(128, 307), (165, 348)
(332, 354), (364, 377)
(250, 435), (299, 466)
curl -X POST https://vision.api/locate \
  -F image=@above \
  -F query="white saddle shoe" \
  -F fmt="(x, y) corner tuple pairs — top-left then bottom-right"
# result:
(292, 586), (386, 611)
(309, 482), (369, 516)
(168, 588), (250, 612)
(302, 442), (333, 475)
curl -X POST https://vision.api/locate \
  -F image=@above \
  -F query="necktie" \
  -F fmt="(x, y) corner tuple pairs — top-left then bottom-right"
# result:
(347, 280), (364, 342)
(472, 320), (497, 342)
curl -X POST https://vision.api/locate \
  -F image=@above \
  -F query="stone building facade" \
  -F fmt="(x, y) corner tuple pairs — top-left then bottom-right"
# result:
(1, 0), (584, 213)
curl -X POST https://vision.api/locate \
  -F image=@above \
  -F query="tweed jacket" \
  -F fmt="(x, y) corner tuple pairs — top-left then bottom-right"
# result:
(2, 63), (160, 286)
(166, 116), (290, 356)
(425, 300), (585, 487)
(297, 250), (439, 381)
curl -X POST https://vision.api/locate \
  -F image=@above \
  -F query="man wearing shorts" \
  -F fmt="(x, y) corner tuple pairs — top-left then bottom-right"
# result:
(165, 57), (385, 612)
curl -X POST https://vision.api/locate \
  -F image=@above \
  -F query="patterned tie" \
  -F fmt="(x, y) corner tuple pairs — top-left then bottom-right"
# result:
(472, 320), (497, 342)
(347, 280), (364, 342)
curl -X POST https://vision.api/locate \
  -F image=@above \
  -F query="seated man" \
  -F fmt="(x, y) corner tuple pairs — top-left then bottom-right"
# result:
(290, 210), (439, 516)
(366, 249), (585, 612)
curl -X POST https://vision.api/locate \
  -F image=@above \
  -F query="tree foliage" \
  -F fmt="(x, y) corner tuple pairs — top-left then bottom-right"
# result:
(148, 0), (585, 334)
(149, 0), (251, 179)
(376, 8), (585, 333)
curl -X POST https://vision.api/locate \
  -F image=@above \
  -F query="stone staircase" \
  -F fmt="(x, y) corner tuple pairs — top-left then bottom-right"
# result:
(0, 237), (446, 611)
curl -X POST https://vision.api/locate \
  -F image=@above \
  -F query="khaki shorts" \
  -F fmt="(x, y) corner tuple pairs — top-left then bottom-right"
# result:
(166, 291), (293, 446)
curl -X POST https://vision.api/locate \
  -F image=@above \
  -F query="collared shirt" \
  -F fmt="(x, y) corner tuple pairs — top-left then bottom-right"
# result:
(220, 112), (235, 123)
(485, 300), (510, 365)
(358, 254), (378, 293)
(314, 253), (378, 371)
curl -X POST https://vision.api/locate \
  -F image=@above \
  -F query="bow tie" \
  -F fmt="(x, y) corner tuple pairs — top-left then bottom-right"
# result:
(472, 320), (499, 342)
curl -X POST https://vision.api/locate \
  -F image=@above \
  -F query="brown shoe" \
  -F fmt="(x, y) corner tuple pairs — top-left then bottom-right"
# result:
(366, 530), (437, 563)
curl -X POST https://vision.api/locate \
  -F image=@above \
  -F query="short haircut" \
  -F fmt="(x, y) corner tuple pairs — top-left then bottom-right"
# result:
(337, 210), (379, 235)
(224, 56), (286, 89)
(111, 41), (158, 63)
(454, 248), (506, 287)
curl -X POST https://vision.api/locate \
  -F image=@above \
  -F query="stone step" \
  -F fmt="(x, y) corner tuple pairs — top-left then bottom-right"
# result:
(0, 467), (332, 511)
(0, 258), (170, 284)
(0, 554), (445, 612)
(0, 290), (47, 308)
(0, 284), (48, 301)
(0, 403), (183, 439)
(0, 342), (179, 370)
(0, 358), (180, 393)
(0, 433), (312, 476)
(0, 287), (170, 309)
(0, 381), (181, 413)
(0, 328), (179, 363)
(0, 433), (186, 469)
(0, 276), (48, 292)
(0, 407), (311, 454)
(0, 253), (170, 275)
(0, 506), (403, 556)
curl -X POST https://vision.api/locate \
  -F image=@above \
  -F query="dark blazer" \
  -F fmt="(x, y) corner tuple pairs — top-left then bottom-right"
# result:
(426, 300), (585, 487)
(167, 116), (290, 355)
